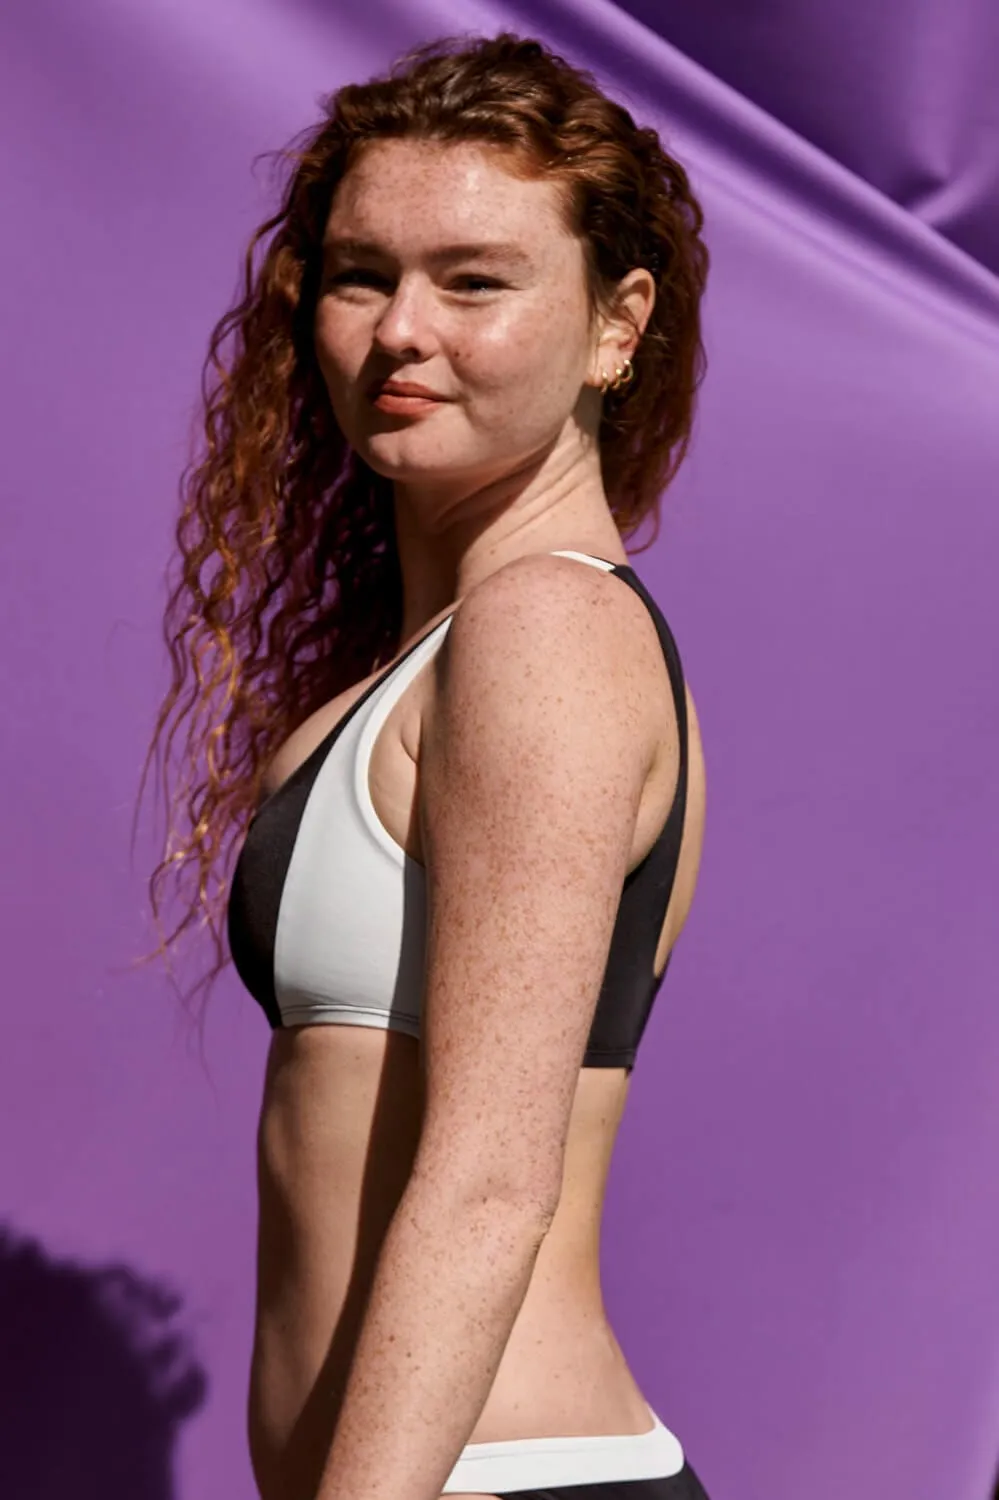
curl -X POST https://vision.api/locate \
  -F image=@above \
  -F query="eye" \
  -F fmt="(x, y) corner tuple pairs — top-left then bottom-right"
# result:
(451, 275), (503, 293)
(324, 268), (384, 288)
(321, 269), (504, 295)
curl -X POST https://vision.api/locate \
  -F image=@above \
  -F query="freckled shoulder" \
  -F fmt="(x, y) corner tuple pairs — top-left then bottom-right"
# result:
(429, 550), (668, 723)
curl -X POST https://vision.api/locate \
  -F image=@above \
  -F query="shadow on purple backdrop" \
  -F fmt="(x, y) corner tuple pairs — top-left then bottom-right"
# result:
(0, 1224), (206, 1498)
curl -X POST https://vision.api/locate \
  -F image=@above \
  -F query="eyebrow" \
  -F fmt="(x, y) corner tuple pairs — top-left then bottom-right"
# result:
(322, 237), (533, 268)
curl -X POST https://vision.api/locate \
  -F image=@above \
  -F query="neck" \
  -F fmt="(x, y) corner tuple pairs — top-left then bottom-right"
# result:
(389, 447), (629, 644)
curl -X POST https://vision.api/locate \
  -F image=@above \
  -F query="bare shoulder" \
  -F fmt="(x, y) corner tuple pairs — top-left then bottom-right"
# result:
(429, 550), (668, 726)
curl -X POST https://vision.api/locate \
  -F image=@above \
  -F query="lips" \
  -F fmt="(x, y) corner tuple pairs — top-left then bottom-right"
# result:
(369, 379), (445, 400)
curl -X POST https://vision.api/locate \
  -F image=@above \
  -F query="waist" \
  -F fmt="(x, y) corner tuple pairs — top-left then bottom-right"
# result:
(252, 1285), (670, 1494)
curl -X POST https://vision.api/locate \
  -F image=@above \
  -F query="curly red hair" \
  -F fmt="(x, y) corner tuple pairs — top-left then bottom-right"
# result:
(134, 31), (709, 1026)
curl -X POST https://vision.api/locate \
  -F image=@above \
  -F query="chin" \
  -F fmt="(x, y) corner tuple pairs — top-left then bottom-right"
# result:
(357, 434), (469, 480)
(357, 450), (441, 481)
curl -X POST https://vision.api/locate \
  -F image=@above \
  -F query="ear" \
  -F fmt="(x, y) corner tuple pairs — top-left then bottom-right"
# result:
(586, 268), (657, 390)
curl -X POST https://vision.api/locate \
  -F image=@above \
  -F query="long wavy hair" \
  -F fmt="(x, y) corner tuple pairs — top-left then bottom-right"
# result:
(134, 30), (709, 1029)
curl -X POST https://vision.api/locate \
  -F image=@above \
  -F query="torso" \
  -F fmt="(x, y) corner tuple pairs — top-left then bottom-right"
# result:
(244, 586), (707, 1500)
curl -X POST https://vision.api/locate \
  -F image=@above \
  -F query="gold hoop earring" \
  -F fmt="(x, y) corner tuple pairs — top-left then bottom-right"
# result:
(600, 356), (635, 396)
(610, 357), (635, 392)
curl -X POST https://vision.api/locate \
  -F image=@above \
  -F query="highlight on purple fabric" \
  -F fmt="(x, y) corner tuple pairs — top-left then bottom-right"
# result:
(1, 0), (997, 1497)
(614, 0), (999, 278)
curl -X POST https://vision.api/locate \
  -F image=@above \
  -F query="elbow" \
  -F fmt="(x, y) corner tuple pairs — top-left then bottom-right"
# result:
(469, 1182), (559, 1236)
(408, 1163), (560, 1239)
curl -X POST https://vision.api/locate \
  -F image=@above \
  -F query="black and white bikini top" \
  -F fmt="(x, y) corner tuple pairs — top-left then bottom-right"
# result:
(226, 551), (689, 1073)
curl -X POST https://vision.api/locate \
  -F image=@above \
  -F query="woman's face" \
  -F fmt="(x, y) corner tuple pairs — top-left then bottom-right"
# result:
(313, 138), (605, 516)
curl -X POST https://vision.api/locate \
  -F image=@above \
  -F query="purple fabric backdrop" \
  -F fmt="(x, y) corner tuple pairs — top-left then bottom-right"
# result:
(2, 0), (997, 1497)
(615, 0), (999, 278)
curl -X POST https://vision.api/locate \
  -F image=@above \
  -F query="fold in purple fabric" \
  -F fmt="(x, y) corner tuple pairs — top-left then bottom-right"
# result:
(615, 0), (999, 278)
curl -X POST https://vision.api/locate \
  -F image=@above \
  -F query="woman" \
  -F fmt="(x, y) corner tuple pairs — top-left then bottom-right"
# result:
(144, 30), (710, 1500)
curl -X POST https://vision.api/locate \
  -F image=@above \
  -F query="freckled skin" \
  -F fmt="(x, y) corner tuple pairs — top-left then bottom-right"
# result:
(312, 137), (650, 632)
(317, 141), (593, 486)
(248, 138), (708, 1500)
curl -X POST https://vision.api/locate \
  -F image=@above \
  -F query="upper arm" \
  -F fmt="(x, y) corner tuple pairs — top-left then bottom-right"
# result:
(413, 555), (662, 1215)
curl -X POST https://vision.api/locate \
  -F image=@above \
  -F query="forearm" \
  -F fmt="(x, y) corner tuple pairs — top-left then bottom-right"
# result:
(314, 1174), (551, 1500)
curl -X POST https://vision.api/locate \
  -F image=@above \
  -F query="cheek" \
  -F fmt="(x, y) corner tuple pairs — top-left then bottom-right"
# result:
(313, 306), (361, 386)
(468, 307), (587, 420)
(312, 316), (367, 438)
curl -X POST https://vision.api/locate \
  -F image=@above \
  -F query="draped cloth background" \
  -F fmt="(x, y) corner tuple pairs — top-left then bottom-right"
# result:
(1, 1), (997, 1497)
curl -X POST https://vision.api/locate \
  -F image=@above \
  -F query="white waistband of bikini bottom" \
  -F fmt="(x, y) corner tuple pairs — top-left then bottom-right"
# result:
(439, 1406), (684, 1493)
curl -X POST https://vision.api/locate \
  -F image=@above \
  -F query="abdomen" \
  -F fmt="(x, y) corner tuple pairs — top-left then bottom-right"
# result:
(248, 1024), (648, 1498)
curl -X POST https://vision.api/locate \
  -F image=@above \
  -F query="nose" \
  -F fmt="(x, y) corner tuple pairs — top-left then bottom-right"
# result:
(371, 274), (438, 357)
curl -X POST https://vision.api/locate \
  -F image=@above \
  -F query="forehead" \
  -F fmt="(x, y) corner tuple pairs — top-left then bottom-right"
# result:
(325, 138), (574, 260)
